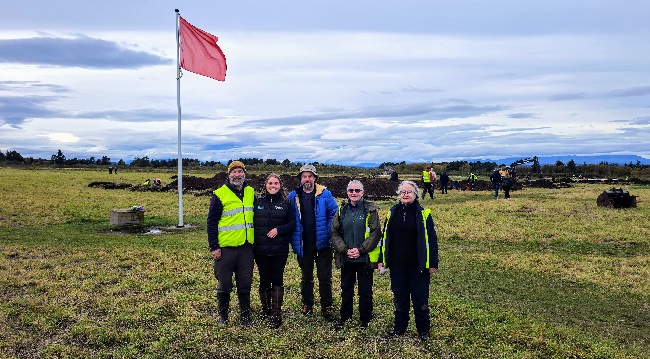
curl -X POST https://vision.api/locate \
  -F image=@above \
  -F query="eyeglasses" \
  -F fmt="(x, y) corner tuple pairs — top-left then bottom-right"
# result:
(347, 188), (363, 193)
(399, 190), (414, 195)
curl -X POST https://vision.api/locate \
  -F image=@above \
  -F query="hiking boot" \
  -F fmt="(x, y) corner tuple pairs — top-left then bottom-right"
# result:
(217, 293), (230, 327)
(322, 306), (335, 322)
(333, 319), (346, 331)
(359, 321), (370, 330)
(384, 329), (405, 337)
(301, 304), (313, 316)
(418, 331), (429, 341)
(259, 287), (271, 318)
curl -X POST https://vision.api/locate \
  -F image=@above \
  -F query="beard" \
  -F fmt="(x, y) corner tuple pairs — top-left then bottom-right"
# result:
(230, 175), (245, 187)
(302, 181), (314, 192)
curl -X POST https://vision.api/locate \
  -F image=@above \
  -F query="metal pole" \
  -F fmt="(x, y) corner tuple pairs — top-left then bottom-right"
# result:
(175, 9), (184, 227)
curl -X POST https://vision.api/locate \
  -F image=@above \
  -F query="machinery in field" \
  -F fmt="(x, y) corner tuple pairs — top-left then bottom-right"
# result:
(507, 156), (541, 179)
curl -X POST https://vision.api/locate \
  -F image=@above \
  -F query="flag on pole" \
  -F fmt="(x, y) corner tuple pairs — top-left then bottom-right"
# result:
(179, 16), (227, 81)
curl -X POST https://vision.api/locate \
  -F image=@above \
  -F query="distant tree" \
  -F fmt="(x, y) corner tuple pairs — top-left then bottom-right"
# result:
(51, 149), (66, 165)
(282, 159), (292, 167)
(566, 159), (577, 172)
(0, 151), (5, 162)
(130, 156), (151, 167)
(5, 150), (24, 163)
(117, 159), (126, 166)
(555, 160), (564, 167)
(265, 158), (279, 165)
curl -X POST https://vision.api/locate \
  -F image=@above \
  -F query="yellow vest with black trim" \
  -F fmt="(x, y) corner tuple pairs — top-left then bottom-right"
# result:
(422, 170), (431, 183)
(213, 185), (255, 247)
(380, 208), (431, 268)
(336, 206), (381, 263)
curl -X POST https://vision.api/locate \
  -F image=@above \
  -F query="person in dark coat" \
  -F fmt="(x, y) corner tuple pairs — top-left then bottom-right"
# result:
(379, 180), (439, 342)
(254, 174), (295, 328)
(490, 169), (502, 199)
(439, 172), (449, 194)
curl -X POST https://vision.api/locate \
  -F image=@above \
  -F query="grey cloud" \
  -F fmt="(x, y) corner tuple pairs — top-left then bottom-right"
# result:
(0, 80), (71, 93)
(247, 103), (507, 126)
(74, 109), (181, 122)
(547, 93), (587, 101)
(0, 35), (172, 69)
(0, 95), (63, 128)
(608, 85), (650, 98)
(508, 113), (540, 119)
(631, 116), (650, 125)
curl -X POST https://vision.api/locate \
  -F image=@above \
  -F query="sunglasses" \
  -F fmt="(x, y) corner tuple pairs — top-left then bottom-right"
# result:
(347, 188), (363, 193)
(399, 190), (414, 195)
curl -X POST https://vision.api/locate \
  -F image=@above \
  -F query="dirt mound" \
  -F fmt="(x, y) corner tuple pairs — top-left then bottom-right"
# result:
(91, 174), (570, 199)
(165, 173), (400, 201)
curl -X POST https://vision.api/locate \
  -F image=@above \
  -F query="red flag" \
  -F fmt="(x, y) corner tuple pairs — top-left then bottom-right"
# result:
(179, 16), (227, 81)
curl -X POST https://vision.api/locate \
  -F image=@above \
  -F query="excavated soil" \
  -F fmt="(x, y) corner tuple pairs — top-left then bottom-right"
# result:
(88, 173), (575, 200)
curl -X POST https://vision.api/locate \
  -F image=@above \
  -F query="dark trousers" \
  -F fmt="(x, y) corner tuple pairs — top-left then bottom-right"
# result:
(254, 252), (288, 288)
(423, 182), (434, 198)
(297, 241), (333, 308)
(493, 182), (500, 198)
(389, 264), (431, 334)
(440, 181), (448, 194)
(213, 244), (254, 295)
(340, 261), (374, 323)
(503, 185), (511, 199)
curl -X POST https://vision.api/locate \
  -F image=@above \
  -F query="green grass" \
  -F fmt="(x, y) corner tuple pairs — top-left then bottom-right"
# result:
(1, 168), (649, 358)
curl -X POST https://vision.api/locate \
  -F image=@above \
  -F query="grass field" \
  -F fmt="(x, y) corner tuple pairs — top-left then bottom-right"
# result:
(1, 168), (649, 358)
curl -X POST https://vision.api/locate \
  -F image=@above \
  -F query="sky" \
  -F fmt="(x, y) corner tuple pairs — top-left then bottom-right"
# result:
(2, 0), (650, 166)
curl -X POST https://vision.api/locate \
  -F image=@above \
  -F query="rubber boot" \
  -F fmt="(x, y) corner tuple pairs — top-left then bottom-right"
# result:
(238, 291), (253, 327)
(217, 292), (230, 327)
(259, 287), (271, 318)
(270, 286), (284, 329)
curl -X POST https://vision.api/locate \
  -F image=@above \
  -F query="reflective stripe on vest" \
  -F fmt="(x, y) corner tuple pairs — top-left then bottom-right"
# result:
(422, 170), (431, 183)
(381, 208), (430, 267)
(214, 185), (254, 247)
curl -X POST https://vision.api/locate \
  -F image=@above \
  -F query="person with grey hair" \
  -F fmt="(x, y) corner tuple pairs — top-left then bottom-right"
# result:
(331, 180), (381, 330)
(378, 180), (439, 341)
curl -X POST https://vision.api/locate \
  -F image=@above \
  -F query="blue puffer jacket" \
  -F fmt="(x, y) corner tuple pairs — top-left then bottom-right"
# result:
(288, 183), (339, 257)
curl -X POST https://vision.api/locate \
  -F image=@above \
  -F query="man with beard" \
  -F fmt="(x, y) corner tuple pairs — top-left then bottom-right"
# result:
(207, 160), (255, 327)
(288, 165), (339, 322)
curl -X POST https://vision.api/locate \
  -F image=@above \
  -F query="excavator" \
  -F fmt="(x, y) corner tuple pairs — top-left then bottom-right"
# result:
(502, 156), (541, 179)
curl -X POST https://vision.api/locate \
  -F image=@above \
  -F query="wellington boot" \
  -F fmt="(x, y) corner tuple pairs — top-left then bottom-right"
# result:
(270, 286), (284, 329)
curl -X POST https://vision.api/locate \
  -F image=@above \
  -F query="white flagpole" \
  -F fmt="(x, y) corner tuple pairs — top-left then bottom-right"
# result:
(175, 9), (184, 227)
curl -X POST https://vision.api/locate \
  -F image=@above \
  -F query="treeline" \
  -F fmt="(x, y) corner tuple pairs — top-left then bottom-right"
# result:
(1, 149), (649, 179)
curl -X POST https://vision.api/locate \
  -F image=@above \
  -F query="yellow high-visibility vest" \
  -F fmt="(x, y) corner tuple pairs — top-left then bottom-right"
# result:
(214, 185), (254, 247)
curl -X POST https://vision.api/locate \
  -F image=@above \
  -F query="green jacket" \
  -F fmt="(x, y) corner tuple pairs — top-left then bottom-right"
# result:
(331, 198), (381, 269)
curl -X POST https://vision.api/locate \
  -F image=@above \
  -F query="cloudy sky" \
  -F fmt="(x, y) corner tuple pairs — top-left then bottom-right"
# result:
(2, 1), (650, 165)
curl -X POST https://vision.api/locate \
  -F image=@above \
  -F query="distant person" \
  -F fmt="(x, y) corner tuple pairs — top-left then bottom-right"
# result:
(379, 180), (439, 341)
(207, 160), (255, 327)
(143, 179), (151, 186)
(331, 180), (381, 331)
(254, 174), (295, 329)
(489, 169), (502, 199)
(502, 170), (513, 199)
(390, 169), (399, 182)
(113, 167), (118, 174)
(453, 180), (460, 190)
(288, 165), (339, 322)
(468, 172), (477, 191)
(421, 166), (434, 199)
(108, 166), (113, 174)
(439, 172), (449, 194)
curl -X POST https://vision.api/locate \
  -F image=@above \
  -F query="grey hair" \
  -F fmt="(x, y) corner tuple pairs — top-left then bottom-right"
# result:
(347, 179), (364, 191)
(397, 180), (420, 199)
